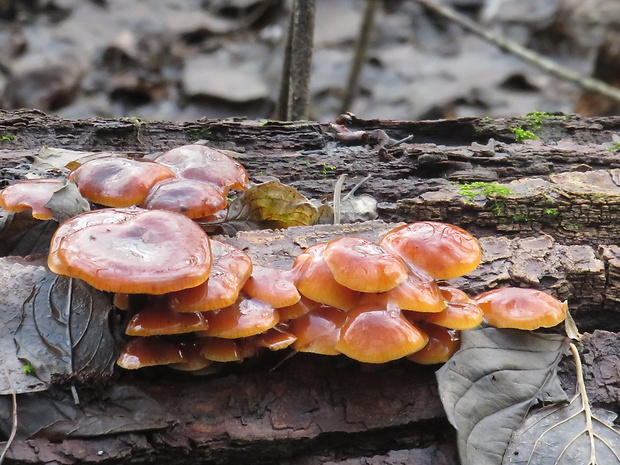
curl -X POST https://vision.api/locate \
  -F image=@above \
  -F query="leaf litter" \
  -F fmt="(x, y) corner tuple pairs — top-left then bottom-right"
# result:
(437, 326), (570, 465)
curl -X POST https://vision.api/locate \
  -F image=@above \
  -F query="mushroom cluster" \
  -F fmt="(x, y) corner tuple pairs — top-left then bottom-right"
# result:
(1, 144), (569, 373)
(68, 144), (248, 220)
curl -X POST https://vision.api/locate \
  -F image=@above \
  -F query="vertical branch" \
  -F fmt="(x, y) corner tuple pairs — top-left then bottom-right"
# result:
(341, 0), (379, 113)
(276, 0), (316, 121)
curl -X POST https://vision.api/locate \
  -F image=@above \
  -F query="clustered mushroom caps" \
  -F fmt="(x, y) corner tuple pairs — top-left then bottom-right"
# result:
(0, 144), (569, 372)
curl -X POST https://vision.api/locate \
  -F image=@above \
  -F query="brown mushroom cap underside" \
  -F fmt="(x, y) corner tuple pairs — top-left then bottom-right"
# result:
(0, 178), (67, 220)
(48, 207), (212, 294)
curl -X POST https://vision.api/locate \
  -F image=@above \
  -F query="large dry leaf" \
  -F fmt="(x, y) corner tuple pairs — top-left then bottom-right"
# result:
(504, 398), (620, 464)
(437, 326), (569, 465)
(0, 385), (171, 440)
(13, 271), (117, 389)
(0, 257), (50, 394)
(225, 180), (319, 229)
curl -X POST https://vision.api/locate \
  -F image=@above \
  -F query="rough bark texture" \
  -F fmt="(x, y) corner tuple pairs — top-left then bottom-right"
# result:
(1, 110), (620, 465)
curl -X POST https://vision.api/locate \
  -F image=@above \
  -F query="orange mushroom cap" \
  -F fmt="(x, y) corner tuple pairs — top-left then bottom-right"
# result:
(197, 338), (242, 362)
(473, 287), (567, 330)
(48, 207), (212, 294)
(335, 303), (428, 364)
(323, 236), (408, 293)
(140, 177), (227, 219)
(0, 178), (66, 220)
(277, 296), (319, 321)
(168, 240), (252, 312)
(200, 296), (279, 339)
(289, 306), (347, 355)
(125, 300), (209, 336)
(256, 325), (297, 351)
(409, 301), (483, 330)
(379, 222), (482, 280)
(383, 265), (446, 313)
(242, 265), (301, 308)
(68, 157), (175, 207)
(292, 242), (361, 311)
(116, 337), (184, 369)
(154, 144), (248, 194)
(406, 323), (460, 365)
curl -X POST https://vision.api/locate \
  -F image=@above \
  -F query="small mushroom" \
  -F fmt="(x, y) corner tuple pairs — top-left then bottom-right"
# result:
(472, 287), (567, 330)
(383, 266), (446, 313)
(140, 178), (227, 219)
(68, 157), (175, 207)
(322, 236), (408, 293)
(125, 299), (209, 336)
(170, 342), (215, 372)
(48, 207), (212, 294)
(241, 265), (301, 308)
(200, 295), (279, 339)
(0, 178), (66, 220)
(289, 306), (347, 355)
(154, 144), (249, 194)
(277, 296), (318, 321)
(335, 302), (428, 364)
(197, 338), (243, 362)
(407, 285), (483, 330)
(116, 337), (184, 369)
(168, 240), (252, 312)
(292, 242), (361, 310)
(406, 323), (460, 365)
(379, 221), (482, 279)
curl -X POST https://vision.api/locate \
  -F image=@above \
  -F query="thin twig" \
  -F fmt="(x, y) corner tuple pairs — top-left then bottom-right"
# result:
(342, 175), (372, 201)
(570, 342), (597, 465)
(414, 0), (620, 104)
(0, 392), (17, 465)
(341, 0), (379, 113)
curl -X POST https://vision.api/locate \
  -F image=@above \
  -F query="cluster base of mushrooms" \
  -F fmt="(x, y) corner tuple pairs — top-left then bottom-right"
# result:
(0, 144), (568, 373)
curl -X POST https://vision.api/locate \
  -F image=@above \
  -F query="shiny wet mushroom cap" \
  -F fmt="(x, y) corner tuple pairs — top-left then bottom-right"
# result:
(0, 178), (66, 220)
(323, 236), (408, 293)
(68, 157), (175, 207)
(168, 240), (252, 312)
(292, 242), (361, 311)
(48, 207), (212, 294)
(140, 177), (227, 219)
(379, 221), (482, 280)
(473, 287), (567, 330)
(335, 303), (428, 364)
(242, 265), (301, 308)
(154, 144), (248, 194)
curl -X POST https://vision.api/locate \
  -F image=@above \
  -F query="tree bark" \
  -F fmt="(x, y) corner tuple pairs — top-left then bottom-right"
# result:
(1, 110), (620, 464)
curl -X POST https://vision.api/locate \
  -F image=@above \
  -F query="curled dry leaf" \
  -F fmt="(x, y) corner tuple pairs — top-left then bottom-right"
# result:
(226, 180), (319, 229)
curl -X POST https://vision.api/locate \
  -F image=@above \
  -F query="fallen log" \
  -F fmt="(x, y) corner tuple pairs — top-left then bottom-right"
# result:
(1, 110), (620, 465)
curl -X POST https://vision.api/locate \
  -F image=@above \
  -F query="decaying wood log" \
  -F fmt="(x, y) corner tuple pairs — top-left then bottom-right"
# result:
(1, 110), (620, 465)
